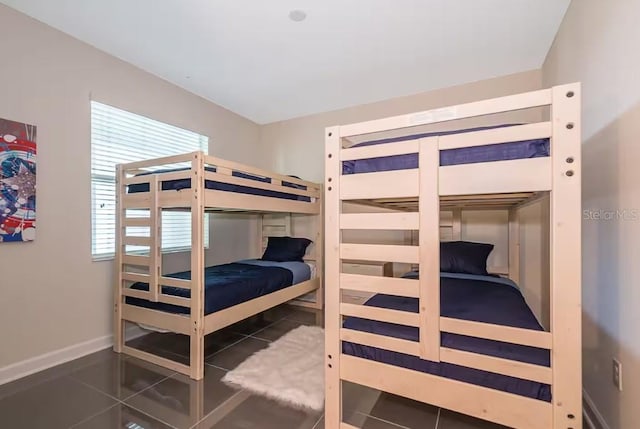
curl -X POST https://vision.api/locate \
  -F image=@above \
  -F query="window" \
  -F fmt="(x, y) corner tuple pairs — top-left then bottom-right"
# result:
(91, 101), (209, 259)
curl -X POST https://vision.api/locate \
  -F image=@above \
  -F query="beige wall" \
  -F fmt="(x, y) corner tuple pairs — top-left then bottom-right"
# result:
(0, 5), (261, 369)
(543, 1), (640, 428)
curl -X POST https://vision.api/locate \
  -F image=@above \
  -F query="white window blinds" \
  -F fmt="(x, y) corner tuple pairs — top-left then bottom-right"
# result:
(91, 101), (209, 259)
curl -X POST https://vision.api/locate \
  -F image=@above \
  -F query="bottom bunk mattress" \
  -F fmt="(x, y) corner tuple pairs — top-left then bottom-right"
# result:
(125, 259), (312, 315)
(342, 272), (552, 401)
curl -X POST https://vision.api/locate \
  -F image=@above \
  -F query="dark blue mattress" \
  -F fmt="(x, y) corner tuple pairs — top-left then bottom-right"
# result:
(342, 124), (549, 175)
(125, 262), (294, 315)
(128, 167), (311, 202)
(342, 273), (552, 401)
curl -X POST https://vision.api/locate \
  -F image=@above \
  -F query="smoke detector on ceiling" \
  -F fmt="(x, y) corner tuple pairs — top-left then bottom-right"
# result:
(289, 10), (307, 22)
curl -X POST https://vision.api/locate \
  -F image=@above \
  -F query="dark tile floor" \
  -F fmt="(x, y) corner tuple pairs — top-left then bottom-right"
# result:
(0, 305), (508, 429)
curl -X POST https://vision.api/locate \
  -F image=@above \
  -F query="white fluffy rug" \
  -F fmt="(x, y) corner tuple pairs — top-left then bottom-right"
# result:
(222, 325), (325, 411)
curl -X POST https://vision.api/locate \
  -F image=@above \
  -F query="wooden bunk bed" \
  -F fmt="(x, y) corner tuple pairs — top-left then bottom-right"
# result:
(113, 151), (323, 380)
(324, 83), (581, 429)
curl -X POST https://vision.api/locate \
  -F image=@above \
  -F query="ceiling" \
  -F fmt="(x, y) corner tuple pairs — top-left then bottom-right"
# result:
(2, 0), (571, 124)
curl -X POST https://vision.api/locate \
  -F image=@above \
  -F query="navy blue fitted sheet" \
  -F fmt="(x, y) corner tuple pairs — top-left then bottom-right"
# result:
(125, 262), (296, 315)
(342, 273), (552, 401)
(128, 167), (311, 202)
(342, 124), (549, 175)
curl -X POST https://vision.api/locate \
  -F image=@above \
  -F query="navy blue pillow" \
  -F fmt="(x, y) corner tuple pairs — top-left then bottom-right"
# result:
(262, 236), (312, 262)
(440, 241), (494, 275)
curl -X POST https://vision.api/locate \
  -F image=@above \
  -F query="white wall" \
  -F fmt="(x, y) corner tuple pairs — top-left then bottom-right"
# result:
(543, 1), (640, 428)
(0, 5), (261, 370)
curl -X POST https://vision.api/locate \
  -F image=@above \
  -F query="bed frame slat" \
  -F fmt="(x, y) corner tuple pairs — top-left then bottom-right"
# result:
(340, 170), (418, 200)
(122, 272), (150, 284)
(340, 303), (420, 327)
(121, 304), (190, 334)
(440, 317), (552, 349)
(439, 158), (552, 196)
(340, 212), (419, 230)
(340, 243), (419, 264)
(340, 273), (419, 298)
(440, 348), (552, 384)
(123, 170), (191, 185)
(340, 328), (420, 356)
(339, 88), (552, 137)
(121, 288), (150, 300)
(122, 254), (150, 267)
(204, 171), (320, 199)
(160, 276), (192, 290)
(438, 121), (552, 150)
(123, 236), (151, 247)
(203, 154), (320, 191)
(340, 355), (552, 429)
(123, 217), (150, 227)
(341, 140), (419, 161)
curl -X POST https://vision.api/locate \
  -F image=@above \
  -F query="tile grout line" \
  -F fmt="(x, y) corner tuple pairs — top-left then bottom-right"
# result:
(311, 413), (324, 429)
(203, 362), (231, 371)
(120, 372), (177, 402)
(69, 376), (129, 404)
(66, 402), (122, 429)
(244, 333), (274, 343)
(203, 334), (253, 359)
(355, 411), (412, 429)
(237, 314), (289, 337)
(71, 370), (177, 408)
(187, 388), (249, 429)
(120, 399), (182, 429)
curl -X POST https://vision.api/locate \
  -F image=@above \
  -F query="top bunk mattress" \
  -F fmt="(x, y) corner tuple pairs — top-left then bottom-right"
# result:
(342, 124), (549, 175)
(128, 167), (311, 202)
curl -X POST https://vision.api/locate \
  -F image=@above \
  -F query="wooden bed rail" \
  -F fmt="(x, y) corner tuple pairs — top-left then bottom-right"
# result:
(118, 151), (321, 214)
(339, 88), (552, 137)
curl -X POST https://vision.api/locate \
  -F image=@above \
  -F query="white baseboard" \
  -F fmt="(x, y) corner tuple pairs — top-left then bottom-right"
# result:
(0, 326), (147, 386)
(583, 389), (611, 429)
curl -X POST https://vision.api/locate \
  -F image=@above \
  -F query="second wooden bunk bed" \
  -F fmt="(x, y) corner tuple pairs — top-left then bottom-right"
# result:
(324, 83), (582, 429)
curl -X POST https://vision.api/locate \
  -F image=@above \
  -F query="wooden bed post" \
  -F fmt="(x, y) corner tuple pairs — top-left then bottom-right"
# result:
(451, 209), (462, 240)
(325, 126), (342, 428)
(550, 83), (582, 429)
(149, 175), (161, 302)
(314, 195), (324, 311)
(256, 214), (263, 258)
(418, 137), (441, 362)
(190, 151), (206, 380)
(113, 164), (125, 353)
(508, 209), (520, 284)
